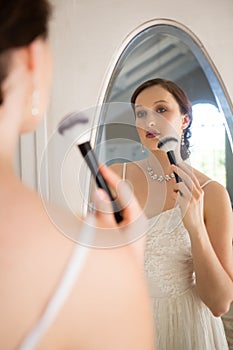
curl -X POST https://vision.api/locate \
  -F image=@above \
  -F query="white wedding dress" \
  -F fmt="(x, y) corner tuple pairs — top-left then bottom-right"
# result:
(144, 204), (229, 349)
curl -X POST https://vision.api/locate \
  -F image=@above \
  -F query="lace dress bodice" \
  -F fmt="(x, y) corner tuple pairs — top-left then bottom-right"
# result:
(144, 205), (228, 350)
(145, 206), (195, 298)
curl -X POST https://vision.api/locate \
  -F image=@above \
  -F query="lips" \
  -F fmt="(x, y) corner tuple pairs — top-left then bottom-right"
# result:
(146, 130), (160, 138)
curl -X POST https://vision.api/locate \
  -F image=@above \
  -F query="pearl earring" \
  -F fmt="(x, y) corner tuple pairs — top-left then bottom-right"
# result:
(31, 89), (39, 116)
(141, 144), (145, 153)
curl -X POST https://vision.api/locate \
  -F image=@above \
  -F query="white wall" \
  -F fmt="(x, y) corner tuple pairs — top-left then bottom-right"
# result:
(49, 0), (233, 117)
(46, 0), (233, 214)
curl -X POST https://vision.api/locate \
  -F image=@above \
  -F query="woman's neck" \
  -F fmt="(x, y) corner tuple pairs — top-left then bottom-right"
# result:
(147, 148), (183, 168)
(0, 123), (19, 174)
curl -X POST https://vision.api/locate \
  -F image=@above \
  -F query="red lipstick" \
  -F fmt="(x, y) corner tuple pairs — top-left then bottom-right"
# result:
(146, 130), (160, 138)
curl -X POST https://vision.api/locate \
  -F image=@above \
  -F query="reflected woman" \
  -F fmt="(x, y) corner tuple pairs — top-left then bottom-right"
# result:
(111, 78), (233, 349)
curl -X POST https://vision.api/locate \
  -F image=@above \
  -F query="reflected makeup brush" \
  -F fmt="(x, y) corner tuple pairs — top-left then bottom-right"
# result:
(157, 137), (182, 183)
(58, 111), (123, 224)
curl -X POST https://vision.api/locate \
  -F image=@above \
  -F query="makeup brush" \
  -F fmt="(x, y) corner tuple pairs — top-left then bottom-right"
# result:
(157, 137), (182, 183)
(58, 111), (123, 224)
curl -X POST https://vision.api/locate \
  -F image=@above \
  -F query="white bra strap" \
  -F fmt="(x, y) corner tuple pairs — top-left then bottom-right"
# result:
(122, 162), (127, 181)
(18, 217), (94, 350)
(201, 179), (214, 189)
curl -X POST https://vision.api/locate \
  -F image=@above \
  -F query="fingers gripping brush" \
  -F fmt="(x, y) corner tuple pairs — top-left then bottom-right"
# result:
(58, 111), (123, 224)
(157, 137), (182, 183)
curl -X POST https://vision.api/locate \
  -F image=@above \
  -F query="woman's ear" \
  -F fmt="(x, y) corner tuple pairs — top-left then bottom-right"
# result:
(27, 38), (45, 78)
(182, 114), (190, 130)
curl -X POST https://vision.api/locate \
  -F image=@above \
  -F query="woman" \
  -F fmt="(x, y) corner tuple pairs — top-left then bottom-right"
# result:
(111, 78), (233, 349)
(0, 1), (155, 349)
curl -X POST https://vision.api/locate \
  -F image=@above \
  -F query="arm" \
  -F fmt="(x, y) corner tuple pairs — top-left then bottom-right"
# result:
(172, 163), (233, 317)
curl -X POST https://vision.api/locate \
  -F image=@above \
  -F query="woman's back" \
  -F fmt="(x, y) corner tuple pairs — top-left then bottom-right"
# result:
(0, 175), (155, 349)
(0, 175), (75, 348)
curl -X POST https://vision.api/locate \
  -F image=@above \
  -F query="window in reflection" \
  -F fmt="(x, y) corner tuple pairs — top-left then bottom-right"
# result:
(190, 103), (226, 186)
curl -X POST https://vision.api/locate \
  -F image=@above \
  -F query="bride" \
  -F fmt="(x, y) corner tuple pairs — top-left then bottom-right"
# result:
(111, 78), (233, 349)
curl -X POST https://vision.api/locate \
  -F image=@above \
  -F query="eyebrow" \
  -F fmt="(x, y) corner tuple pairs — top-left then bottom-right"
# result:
(152, 99), (168, 105)
(135, 100), (168, 108)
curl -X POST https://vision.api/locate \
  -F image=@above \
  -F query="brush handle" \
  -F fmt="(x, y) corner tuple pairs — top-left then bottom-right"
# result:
(167, 150), (182, 183)
(78, 141), (123, 224)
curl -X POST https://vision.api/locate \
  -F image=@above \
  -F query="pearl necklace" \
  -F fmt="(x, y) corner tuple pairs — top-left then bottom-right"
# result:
(147, 163), (175, 182)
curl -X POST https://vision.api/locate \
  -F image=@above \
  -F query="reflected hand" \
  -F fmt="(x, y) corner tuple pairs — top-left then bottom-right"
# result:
(172, 163), (205, 235)
(91, 164), (148, 256)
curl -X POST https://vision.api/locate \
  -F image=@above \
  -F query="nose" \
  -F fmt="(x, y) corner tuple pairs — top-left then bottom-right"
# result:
(146, 110), (157, 128)
(148, 120), (156, 127)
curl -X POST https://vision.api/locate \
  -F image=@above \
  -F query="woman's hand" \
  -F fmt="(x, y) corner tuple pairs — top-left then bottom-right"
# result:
(91, 164), (148, 259)
(93, 165), (144, 225)
(171, 163), (205, 235)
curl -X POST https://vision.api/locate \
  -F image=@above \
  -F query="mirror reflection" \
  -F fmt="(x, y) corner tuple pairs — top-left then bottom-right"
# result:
(89, 20), (233, 349)
(93, 22), (233, 206)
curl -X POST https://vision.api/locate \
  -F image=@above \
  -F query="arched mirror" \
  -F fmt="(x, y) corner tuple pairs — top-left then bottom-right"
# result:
(86, 19), (233, 213)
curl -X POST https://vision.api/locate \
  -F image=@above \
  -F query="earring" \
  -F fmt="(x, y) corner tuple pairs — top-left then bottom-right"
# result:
(31, 89), (39, 116)
(181, 131), (185, 146)
(181, 130), (191, 158)
(141, 144), (145, 153)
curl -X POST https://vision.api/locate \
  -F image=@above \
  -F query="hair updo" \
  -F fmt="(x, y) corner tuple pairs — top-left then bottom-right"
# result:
(0, 0), (52, 104)
(131, 78), (193, 160)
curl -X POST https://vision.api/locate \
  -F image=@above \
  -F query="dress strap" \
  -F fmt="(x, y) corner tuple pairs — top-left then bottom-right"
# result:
(122, 162), (127, 181)
(201, 179), (215, 189)
(18, 220), (92, 350)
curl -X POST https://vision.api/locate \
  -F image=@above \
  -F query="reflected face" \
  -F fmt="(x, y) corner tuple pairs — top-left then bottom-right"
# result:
(135, 84), (187, 150)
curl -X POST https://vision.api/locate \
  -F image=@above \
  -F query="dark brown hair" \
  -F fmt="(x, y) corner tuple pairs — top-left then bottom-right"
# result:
(131, 78), (192, 160)
(0, 0), (52, 104)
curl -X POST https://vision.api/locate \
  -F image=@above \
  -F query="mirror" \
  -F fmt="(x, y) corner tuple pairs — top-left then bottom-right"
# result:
(81, 19), (233, 348)
(86, 19), (233, 212)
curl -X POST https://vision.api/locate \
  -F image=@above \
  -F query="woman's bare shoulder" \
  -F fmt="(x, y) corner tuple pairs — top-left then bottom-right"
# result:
(109, 162), (138, 178)
(192, 166), (225, 191)
(1, 177), (83, 246)
(186, 165), (232, 214)
(109, 162), (124, 176)
(191, 166), (232, 216)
